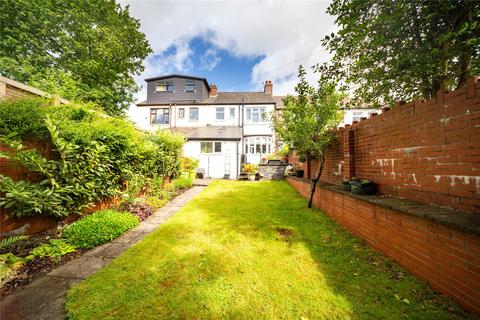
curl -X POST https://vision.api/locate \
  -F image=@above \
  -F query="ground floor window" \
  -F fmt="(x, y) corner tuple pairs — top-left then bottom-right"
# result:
(244, 136), (272, 154)
(150, 108), (169, 124)
(201, 141), (222, 154)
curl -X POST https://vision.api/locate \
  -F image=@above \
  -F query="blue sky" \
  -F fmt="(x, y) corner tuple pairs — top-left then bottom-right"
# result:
(122, 1), (336, 101)
(150, 37), (265, 92)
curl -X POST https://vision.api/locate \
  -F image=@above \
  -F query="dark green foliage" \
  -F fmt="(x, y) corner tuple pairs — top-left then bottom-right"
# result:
(0, 99), (185, 218)
(29, 239), (76, 259)
(0, 0), (152, 115)
(319, 0), (480, 106)
(0, 99), (49, 139)
(63, 210), (139, 249)
(0, 235), (29, 251)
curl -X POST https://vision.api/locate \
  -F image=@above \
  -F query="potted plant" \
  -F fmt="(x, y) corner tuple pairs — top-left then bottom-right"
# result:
(350, 178), (377, 195)
(278, 144), (290, 164)
(180, 157), (199, 179)
(243, 163), (258, 181)
(342, 181), (351, 191)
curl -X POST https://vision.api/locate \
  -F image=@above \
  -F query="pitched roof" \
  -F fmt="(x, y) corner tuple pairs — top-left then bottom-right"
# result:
(201, 92), (275, 104)
(272, 96), (285, 109)
(169, 126), (242, 140)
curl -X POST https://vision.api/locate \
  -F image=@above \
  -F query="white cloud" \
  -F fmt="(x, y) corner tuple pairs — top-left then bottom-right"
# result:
(200, 48), (222, 71)
(121, 0), (336, 97)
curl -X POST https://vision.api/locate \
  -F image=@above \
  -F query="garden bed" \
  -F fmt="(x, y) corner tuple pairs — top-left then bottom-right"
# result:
(0, 182), (194, 299)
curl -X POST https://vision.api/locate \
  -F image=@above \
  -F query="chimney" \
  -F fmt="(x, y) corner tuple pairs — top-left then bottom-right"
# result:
(264, 80), (273, 95)
(209, 83), (218, 97)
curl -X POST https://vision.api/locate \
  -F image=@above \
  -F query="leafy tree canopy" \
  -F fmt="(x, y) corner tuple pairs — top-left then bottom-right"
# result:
(0, 0), (152, 115)
(318, 0), (480, 106)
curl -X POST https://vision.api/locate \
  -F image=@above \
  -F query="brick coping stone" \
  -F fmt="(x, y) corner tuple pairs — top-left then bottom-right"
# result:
(0, 185), (208, 320)
(287, 176), (480, 236)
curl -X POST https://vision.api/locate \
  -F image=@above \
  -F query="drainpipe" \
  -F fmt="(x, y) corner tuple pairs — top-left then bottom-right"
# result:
(241, 98), (245, 171)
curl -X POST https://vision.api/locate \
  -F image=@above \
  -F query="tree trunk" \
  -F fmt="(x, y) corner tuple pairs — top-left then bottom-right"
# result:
(308, 153), (325, 208)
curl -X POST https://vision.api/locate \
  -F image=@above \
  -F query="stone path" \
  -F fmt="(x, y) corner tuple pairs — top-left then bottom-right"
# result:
(0, 185), (207, 320)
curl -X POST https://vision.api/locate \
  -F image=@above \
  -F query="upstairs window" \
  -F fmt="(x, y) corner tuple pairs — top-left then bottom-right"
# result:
(246, 107), (266, 123)
(216, 107), (225, 121)
(155, 81), (174, 92)
(229, 107), (235, 119)
(244, 136), (272, 154)
(189, 107), (199, 121)
(185, 80), (195, 92)
(150, 108), (169, 125)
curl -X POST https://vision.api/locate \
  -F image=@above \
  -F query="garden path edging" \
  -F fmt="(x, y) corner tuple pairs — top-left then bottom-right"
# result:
(0, 185), (207, 320)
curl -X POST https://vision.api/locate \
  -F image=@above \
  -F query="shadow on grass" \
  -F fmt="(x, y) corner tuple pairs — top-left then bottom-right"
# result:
(66, 180), (474, 319)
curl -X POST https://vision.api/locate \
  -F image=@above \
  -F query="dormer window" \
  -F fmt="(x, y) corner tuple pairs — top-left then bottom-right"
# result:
(155, 81), (174, 93)
(185, 80), (195, 92)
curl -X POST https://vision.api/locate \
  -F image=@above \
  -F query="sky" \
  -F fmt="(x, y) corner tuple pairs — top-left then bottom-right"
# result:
(120, 0), (336, 101)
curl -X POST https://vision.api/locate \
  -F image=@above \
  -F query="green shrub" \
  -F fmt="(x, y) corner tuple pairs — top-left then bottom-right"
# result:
(0, 99), (185, 218)
(172, 176), (193, 190)
(29, 239), (76, 259)
(63, 210), (139, 249)
(180, 157), (199, 172)
(145, 196), (169, 210)
(0, 98), (49, 139)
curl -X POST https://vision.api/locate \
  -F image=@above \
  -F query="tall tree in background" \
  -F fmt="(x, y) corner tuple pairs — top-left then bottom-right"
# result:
(318, 0), (479, 106)
(272, 66), (343, 208)
(0, 0), (152, 115)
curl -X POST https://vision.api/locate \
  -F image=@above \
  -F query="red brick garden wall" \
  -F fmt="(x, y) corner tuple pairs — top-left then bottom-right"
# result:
(287, 177), (480, 316)
(289, 77), (480, 213)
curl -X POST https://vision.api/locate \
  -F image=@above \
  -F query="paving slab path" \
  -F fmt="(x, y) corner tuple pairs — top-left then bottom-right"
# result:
(0, 185), (207, 320)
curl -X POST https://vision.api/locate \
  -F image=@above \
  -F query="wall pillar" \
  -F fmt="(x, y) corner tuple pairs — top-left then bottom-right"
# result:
(343, 126), (355, 181)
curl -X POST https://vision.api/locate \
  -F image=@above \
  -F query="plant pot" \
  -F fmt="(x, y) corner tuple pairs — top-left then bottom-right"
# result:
(295, 170), (304, 178)
(350, 181), (377, 195)
(342, 182), (351, 191)
(247, 173), (256, 181)
(188, 171), (196, 179)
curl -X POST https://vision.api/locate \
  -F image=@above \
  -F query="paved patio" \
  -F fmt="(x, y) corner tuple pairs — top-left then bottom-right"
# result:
(0, 185), (207, 320)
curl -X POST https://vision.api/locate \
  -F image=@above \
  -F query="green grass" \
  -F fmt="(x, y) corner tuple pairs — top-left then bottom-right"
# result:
(66, 181), (472, 319)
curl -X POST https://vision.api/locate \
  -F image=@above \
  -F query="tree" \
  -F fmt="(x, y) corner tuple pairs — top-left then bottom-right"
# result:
(317, 0), (480, 106)
(0, 0), (152, 115)
(272, 66), (343, 208)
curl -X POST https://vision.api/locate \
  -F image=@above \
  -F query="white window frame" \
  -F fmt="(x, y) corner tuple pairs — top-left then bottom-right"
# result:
(215, 107), (225, 121)
(150, 108), (170, 125)
(178, 107), (185, 119)
(244, 136), (272, 155)
(200, 141), (222, 154)
(189, 107), (199, 121)
(185, 80), (195, 92)
(246, 107), (266, 123)
(229, 107), (235, 119)
(155, 81), (174, 93)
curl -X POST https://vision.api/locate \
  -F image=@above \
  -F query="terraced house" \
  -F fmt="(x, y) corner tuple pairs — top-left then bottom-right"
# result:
(135, 75), (284, 179)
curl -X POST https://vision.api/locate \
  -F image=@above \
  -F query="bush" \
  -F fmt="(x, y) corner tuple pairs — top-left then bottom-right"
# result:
(122, 202), (153, 221)
(180, 157), (199, 172)
(0, 99), (185, 218)
(172, 176), (193, 190)
(29, 239), (76, 259)
(63, 210), (139, 249)
(145, 196), (169, 210)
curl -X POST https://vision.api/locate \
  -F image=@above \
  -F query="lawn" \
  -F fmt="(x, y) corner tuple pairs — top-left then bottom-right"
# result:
(66, 181), (472, 319)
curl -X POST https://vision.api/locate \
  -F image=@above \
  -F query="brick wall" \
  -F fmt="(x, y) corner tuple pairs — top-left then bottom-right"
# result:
(288, 77), (480, 213)
(287, 177), (480, 316)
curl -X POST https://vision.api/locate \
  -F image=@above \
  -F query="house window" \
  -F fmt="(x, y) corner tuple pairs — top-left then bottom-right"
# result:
(352, 111), (363, 122)
(185, 80), (195, 92)
(214, 141), (222, 153)
(189, 107), (199, 121)
(244, 136), (272, 154)
(216, 107), (225, 121)
(229, 107), (235, 119)
(200, 141), (222, 154)
(246, 107), (266, 123)
(178, 108), (185, 119)
(150, 108), (169, 125)
(155, 81), (174, 93)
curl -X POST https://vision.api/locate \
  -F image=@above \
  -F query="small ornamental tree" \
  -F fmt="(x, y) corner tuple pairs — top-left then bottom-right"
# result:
(272, 66), (343, 208)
